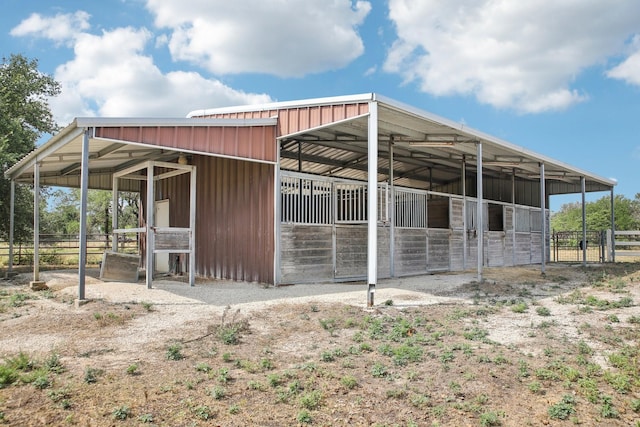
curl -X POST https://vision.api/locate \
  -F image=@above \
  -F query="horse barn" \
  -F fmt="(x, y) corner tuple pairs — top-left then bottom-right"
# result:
(4, 93), (617, 301)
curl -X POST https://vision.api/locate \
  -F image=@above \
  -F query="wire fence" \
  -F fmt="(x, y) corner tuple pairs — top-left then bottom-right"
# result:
(0, 233), (139, 268)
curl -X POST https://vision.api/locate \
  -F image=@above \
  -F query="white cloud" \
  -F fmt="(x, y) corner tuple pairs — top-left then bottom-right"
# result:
(384, 0), (640, 113)
(12, 13), (272, 124)
(9, 11), (90, 46)
(145, 0), (371, 77)
(607, 35), (640, 86)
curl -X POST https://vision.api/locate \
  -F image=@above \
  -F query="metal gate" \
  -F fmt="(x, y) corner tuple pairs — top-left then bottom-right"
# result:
(550, 230), (605, 262)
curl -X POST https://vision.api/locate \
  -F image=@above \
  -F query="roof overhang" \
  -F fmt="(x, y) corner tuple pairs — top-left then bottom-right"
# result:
(5, 117), (277, 190)
(220, 93), (614, 195)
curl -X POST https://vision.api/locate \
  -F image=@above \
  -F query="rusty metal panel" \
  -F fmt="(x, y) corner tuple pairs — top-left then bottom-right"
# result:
(94, 125), (277, 163)
(151, 155), (274, 283)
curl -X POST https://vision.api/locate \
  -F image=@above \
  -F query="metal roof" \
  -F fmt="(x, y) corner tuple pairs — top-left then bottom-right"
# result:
(5, 94), (615, 197)
(194, 93), (614, 194)
(4, 117), (278, 190)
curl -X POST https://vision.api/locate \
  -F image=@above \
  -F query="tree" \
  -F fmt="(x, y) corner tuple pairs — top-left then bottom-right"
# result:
(0, 54), (60, 242)
(550, 194), (640, 231)
(41, 189), (140, 237)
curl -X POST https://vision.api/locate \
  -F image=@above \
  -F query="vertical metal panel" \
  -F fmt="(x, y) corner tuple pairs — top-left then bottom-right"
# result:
(95, 125), (277, 162)
(203, 103), (369, 137)
(153, 155), (275, 284)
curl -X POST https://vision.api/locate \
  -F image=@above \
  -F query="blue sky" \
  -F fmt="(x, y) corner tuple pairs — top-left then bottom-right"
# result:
(2, 0), (639, 211)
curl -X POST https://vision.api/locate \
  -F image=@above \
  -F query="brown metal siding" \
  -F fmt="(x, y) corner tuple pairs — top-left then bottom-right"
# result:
(94, 125), (277, 162)
(154, 155), (275, 284)
(200, 102), (369, 137)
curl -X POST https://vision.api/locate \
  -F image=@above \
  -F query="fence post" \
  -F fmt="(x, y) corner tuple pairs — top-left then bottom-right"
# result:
(606, 229), (612, 262)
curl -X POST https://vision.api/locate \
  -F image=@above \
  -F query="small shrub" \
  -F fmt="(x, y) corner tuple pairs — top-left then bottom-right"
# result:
(126, 363), (139, 375)
(166, 344), (184, 361)
(536, 306), (551, 316)
(216, 367), (230, 383)
(209, 385), (226, 400)
(141, 301), (154, 311)
(384, 299), (394, 306)
(340, 375), (358, 389)
(194, 405), (213, 420)
(228, 404), (240, 415)
(600, 395), (619, 419)
(138, 413), (154, 423)
(267, 373), (282, 388)
(260, 358), (274, 371)
(297, 410), (313, 423)
(320, 351), (335, 362)
(630, 398), (640, 412)
(0, 365), (18, 388)
(83, 367), (103, 384)
(44, 353), (64, 374)
(528, 381), (542, 394)
(32, 375), (51, 389)
(195, 362), (211, 373)
(548, 395), (576, 420)
(112, 405), (130, 420)
(480, 411), (502, 426)
(299, 390), (323, 410)
(511, 302), (528, 313)
(371, 363), (388, 378)
(248, 380), (265, 391)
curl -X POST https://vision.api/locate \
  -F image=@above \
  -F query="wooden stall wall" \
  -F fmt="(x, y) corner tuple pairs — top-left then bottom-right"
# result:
(334, 225), (390, 280)
(280, 224), (333, 284)
(394, 228), (427, 276)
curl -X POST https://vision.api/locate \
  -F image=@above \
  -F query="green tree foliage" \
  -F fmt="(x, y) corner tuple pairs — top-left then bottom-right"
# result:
(41, 189), (139, 236)
(551, 194), (640, 231)
(0, 54), (60, 242)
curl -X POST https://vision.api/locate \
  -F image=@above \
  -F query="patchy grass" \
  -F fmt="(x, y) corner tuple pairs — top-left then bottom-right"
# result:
(0, 264), (639, 426)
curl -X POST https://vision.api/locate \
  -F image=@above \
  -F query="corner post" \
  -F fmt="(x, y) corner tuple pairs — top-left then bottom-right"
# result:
(33, 161), (40, 282)
(581, 177), (587, 266)
(78, 128), (91, 301)
(540, 162), (546, 274)
(146, 161), (154, 289)
(8, 180), (15, 276)
(189, 165), (196, 287)
(476, 141), (483, 282)
(610, 187), (615, 262)
(367, 101), (379, 307)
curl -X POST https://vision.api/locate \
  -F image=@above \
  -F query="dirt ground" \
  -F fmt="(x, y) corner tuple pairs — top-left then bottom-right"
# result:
(1, 263), (639, 426)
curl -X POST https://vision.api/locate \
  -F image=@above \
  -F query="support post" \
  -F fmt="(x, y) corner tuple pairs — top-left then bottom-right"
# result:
(581, 177), (587, 266)
(511, 169), (516, 266)
(189, 166), (197, 287)
(540, 163), (546, 274)
(8, 180), (15, 276)
(77, 129), (91, 301)
(610, 188), (615, 262)
(462, 156), (467, 269)
(388, 136), (395, 277)
(32, 161), (41, 283)
(476, 142), (483, 282)
(367, 101), (378, 307)
(111, 175), (119, 252)
(146, 161), (154, 289)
